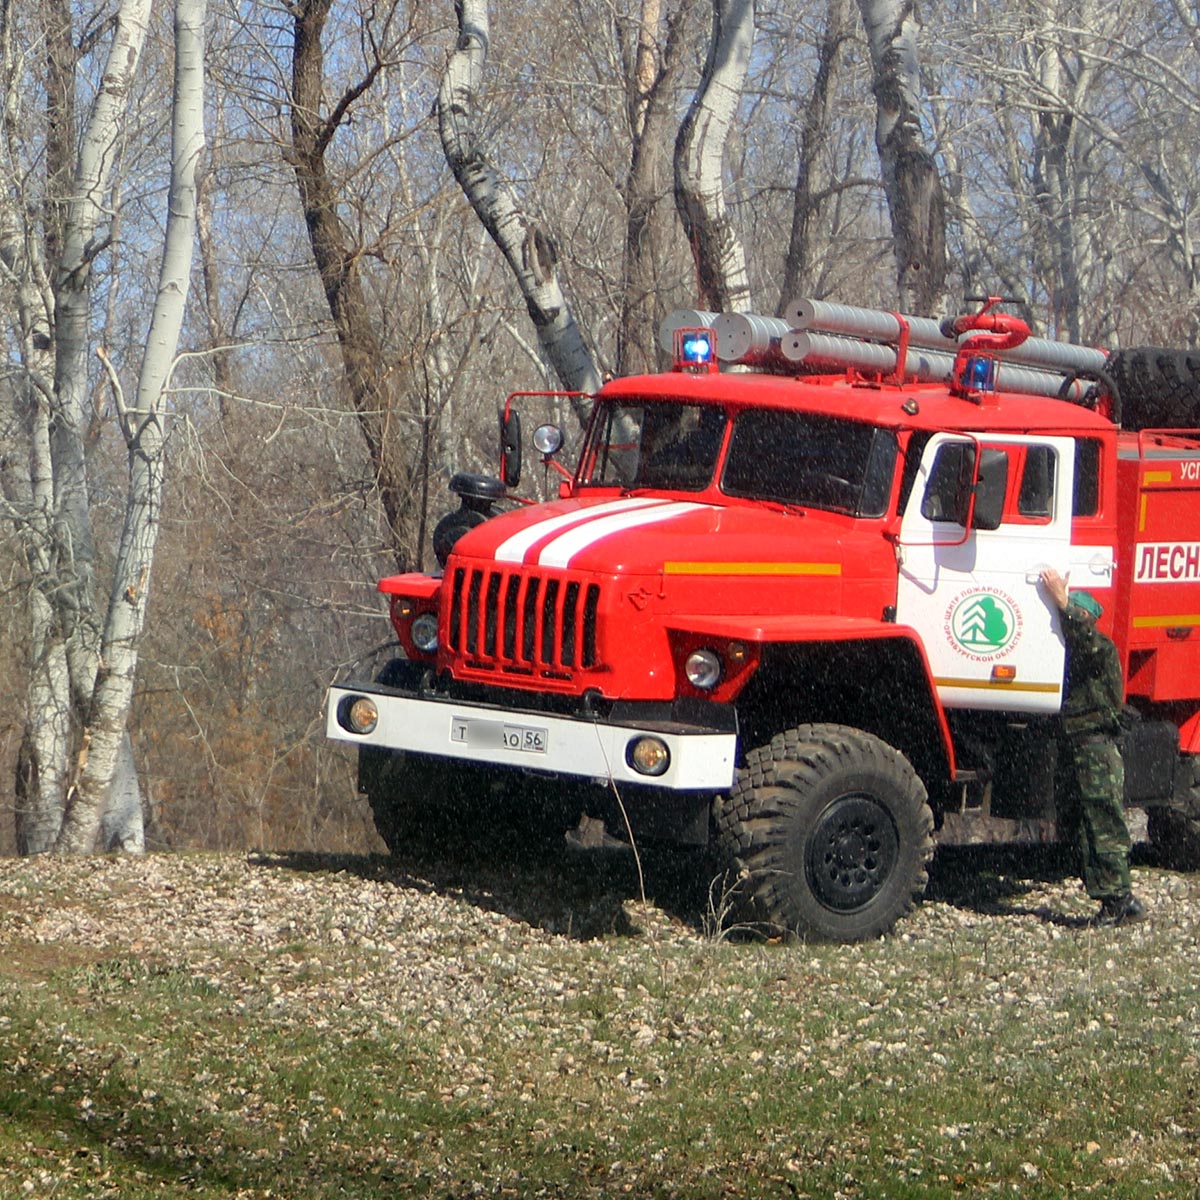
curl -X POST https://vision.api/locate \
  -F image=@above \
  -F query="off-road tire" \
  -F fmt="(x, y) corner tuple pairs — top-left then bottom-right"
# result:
(713, 724), (934, 942)
(1107, 347), (1200, 430)
(1147, 754), (1200, 870)
(356, 658), (489, 857)
(361, 747), (494, 857)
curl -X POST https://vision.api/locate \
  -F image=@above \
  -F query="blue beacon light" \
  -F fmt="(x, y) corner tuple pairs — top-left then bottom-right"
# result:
(672, 328), (715, 369)
(964, 354), (997, 393)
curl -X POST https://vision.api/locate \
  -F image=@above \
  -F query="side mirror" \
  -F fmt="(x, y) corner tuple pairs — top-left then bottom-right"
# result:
(971, 449), (1009, 531)
(500, 411), (522, 489)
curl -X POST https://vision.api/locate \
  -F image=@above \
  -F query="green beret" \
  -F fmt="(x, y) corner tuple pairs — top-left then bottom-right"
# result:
(1069, 590), (1103, 619)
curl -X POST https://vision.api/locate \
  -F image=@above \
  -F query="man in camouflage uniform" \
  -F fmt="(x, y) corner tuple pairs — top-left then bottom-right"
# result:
(1040, 568), (1146, 926)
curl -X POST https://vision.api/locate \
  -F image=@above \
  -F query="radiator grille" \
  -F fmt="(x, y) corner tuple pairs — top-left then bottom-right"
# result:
(447, 566), (601, 672)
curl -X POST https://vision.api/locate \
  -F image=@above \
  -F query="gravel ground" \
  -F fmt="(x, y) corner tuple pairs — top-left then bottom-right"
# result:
(0, 836), (1196, 1033)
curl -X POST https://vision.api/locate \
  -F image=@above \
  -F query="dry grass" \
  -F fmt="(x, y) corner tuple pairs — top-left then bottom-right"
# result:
(0, 842), (1198, 1198)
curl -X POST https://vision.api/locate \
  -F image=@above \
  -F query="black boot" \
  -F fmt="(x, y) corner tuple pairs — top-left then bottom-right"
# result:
(1094, 893), (1146, 927)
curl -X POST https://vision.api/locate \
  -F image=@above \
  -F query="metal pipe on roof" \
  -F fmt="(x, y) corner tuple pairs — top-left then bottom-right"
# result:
(781, 330), (1093, 402)
(712, 312), (793, 364)
(786, 297), (1109, 377)
(658, 309), (718, 354)
(786, 299), (956, 351)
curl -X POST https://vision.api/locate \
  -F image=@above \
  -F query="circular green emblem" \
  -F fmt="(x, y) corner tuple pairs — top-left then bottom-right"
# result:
(946, 590), (1019, 657)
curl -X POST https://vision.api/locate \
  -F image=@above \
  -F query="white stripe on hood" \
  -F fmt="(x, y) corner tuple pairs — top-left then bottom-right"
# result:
(536, 501), (707, 569)
(493, 497), (667, 564)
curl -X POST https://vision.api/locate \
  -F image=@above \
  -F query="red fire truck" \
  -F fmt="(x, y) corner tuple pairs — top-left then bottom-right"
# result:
(326, 297), (1200, 941)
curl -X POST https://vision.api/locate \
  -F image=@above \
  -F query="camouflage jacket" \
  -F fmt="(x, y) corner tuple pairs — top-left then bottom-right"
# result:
(1060, 605), (1124, 739)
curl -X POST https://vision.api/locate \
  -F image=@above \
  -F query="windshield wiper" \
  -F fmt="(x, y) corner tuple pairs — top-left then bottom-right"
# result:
(751, 496), (808, 516)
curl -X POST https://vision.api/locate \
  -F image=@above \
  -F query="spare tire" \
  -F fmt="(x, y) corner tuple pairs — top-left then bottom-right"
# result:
(1107, 346), (1200, 430)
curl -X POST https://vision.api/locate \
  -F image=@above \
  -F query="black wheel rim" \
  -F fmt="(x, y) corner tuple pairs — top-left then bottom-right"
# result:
(805, 793), (900, 912)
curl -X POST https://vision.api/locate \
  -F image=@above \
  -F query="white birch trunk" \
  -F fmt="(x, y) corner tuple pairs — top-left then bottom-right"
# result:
(0, 10), (73, 852)
(1027, 0), (1112, 342)
(51, 0), (152, 717)
(857, 0), (946, 315)
(57, 0), (205, 852)
(437, 0), (600, 397)
(21, 386), (72, 850)
(673, 0), (754, 314)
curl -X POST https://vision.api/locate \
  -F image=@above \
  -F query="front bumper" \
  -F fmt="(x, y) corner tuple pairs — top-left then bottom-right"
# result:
(325, 678), (737, 791)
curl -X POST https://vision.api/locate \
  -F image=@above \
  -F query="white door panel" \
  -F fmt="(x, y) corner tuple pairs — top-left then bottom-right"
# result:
(895, 434), (1076, 713)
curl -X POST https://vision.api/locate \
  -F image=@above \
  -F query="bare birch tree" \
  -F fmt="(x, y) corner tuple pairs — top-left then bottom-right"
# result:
(1, 0), (204, 854)
(57, 0), (206, 852)
(856, 0), (946, 314)
(438, 0), (601, 395)
(673, 0), (754, 313)
(1, 0), (153, 852)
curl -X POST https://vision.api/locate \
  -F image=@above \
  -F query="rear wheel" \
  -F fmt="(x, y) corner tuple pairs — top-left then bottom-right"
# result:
(713, 724), (934, 942)
(1147, 754), (1200, 869)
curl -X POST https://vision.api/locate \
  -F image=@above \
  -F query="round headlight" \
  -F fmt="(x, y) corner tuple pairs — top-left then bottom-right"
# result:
(411, 612), (439, 653)
(345, 696), (378, 734)
(628, 736), (671, 777)
(533, 423), (564, 455)
(684, 648), (723, 690)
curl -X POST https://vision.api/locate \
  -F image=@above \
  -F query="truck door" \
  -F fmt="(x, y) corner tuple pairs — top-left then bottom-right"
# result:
(895, 433), (1078, 713)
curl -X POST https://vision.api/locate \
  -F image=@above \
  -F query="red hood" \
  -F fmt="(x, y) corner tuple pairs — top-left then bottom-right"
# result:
(452, 494), (850, 576)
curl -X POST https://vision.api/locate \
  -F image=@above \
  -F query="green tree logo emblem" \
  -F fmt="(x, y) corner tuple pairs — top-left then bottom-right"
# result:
(950, 592), (1016, 653)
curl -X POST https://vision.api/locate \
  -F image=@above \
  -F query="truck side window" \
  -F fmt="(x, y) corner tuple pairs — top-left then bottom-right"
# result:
(1018, 445), (1055, 518)
(1073, 438), (1101, 516)
(921, 442), (975, 524)
(897, 431), (932, 514)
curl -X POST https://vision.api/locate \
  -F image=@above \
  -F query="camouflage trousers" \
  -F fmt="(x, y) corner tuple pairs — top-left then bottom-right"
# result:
(1056, 736), (1132, 900)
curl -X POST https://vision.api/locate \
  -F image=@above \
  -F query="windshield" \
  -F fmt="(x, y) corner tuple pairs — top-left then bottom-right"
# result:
(723, 410), (898, 515)
(578, 401), (726, 491)
(578, 399), (898, 516)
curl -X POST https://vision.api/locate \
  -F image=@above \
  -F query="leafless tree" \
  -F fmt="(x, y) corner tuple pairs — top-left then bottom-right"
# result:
(438, 0), (601, 396)
(0, 0), (204, 854)
(856, 0), (947, 315)
(674, 0), (754, 313)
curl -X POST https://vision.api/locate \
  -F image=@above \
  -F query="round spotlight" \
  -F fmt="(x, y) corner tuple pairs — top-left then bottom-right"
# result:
(684, 648), (722, 690)
(533, 424), (564, 455)
(411, 612), (439, 653)
(628, 736), (670, 777)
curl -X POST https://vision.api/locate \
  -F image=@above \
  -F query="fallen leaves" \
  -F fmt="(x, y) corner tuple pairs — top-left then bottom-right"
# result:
(0, 848), (1198, 1198)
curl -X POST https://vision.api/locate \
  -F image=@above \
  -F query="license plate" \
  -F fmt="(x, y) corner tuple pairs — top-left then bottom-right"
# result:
(450, 716), (549, 755)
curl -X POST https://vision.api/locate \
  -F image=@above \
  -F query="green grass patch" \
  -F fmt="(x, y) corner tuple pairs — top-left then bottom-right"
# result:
(0, 852), (1198, 1197)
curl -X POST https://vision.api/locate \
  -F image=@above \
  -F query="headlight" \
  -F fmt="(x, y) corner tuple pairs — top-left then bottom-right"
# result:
(684, 648), (723, 690)
(411, 612), (439, 653)
(628, 736), (670, 777)
(343, 696), (378, 734)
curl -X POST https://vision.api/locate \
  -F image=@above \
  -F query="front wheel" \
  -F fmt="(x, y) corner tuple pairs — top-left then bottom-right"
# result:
(713, 724), (934, 942)
(360, 747), (496, 858)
